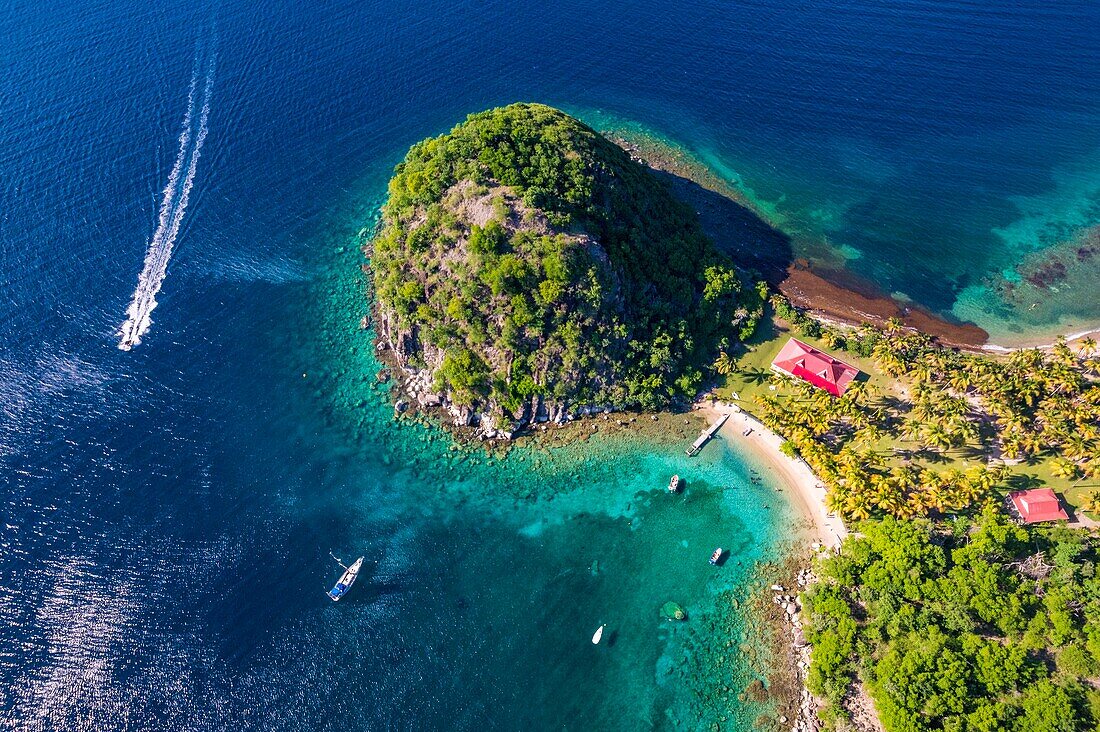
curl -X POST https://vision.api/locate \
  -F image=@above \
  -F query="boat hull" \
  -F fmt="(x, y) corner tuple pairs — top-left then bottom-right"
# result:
(328, 556), (365, 601)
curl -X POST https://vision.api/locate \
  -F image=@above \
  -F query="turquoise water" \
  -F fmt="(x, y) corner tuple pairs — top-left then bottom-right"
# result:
(283, 211), (803, 728)
(3, 0), (1098, 728)
(578, 107), (1100, 345)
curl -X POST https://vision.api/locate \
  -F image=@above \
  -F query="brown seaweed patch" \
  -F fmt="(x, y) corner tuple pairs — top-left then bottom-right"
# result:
(743, 678), (769, 704)
(606, 134), (990, 348)
(778, 262), (989, 347)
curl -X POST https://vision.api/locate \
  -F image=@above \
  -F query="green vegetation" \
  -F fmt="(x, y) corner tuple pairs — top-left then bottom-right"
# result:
(719, 289), (1100, 730)
(805, 508), (1100, 731)
(372, 103), (763, 424)
(745, 296), (1100, 519)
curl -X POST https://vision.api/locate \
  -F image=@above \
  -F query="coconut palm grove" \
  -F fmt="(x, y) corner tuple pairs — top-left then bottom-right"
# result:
(718, 293), (1100, 730)
(730, 296), (1100, 522)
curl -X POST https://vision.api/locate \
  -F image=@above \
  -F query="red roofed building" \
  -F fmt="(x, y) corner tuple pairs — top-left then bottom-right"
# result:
(771, 338), (861, 397)
(1009, 488), (1069, 524)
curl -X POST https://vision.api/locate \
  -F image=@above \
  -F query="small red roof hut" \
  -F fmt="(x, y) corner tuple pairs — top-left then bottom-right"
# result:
(771, 338), (861, 397)
(1009, 488), (1069, 524)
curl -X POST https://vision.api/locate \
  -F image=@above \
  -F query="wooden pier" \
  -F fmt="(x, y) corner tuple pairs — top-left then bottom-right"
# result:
(686, 413), (729, 456)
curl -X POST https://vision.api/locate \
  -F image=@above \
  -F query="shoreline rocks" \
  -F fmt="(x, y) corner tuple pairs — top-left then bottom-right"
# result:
(771, 562), (822, 732)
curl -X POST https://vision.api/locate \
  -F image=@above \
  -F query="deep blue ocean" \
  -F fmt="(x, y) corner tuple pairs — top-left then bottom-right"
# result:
(1, 0), (1098, 729)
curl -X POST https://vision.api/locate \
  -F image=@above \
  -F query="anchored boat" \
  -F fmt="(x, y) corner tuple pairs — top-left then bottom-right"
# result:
(667, 474), (681, 493)
(328, 555), (365, 601)
(709, 548), (723, 566)
(592, 624), (606, 644)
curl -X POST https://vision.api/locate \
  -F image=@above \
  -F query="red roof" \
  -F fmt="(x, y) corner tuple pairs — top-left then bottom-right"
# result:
(1009, 489), (1069, 524)
(770, 338), (860, 397)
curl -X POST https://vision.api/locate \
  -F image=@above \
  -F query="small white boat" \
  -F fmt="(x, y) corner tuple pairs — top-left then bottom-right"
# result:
(667, 475), (681, 493)
(591, 624), (606, 644)
(328, 555), (365, 601)
(709, 548), (723, 565)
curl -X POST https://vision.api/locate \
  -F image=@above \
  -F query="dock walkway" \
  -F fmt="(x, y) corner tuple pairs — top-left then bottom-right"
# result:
(686, 413), (729, 456)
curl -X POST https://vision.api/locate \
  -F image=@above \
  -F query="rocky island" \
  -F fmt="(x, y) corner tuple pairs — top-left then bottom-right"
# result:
(370, 103), (762, 435)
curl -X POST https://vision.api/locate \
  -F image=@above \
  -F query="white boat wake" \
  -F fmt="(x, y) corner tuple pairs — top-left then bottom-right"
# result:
(118, 49), (216, 351)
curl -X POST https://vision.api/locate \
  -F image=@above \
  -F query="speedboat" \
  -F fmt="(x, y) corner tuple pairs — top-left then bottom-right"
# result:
(709, 548), (723, 565)
(328, 556), (365, 601)
(668, 475), (681, 493)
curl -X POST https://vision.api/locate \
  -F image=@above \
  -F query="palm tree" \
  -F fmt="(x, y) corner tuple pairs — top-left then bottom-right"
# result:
(1015, 378), (1044, 409)
(873, 341), (906, 377)
(841, 379), (868, 405)
(713, 351), (733, 376)
(920, 423), (954, 452)
(1051, 458), (1080, 480)
(954, 468), (991, 505)
(1001, 438), (1024, 461)
(910, 362), (935, 385)
(846, 494), (873, 521)
(1009, 348), (1043, 372)
(947, 370), (973, 395)
(1062, 435), (1093, 461)
(1051, 337), (1075, 368)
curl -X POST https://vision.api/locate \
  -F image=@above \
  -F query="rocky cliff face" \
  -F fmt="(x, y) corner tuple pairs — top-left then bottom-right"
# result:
(375, 304), (614, 440)
(371, 177), (620, 436)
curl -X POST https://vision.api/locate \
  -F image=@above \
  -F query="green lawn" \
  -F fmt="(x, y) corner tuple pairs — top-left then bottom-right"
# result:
(714, 316), (890, 409)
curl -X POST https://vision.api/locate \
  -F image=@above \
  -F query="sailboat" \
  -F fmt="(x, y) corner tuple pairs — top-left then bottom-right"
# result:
(328, 554), (365, 601)
(591, 624), (606, 644)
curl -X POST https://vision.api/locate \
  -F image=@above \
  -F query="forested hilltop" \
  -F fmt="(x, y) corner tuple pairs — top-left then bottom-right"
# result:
(370, 104), (762, 433)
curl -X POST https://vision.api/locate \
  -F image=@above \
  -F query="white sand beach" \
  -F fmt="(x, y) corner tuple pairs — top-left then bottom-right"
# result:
(698, 400), (848, 549)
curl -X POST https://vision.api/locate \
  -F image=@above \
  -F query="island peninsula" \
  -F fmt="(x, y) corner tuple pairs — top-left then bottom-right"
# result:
(364, 102), (1100, 732)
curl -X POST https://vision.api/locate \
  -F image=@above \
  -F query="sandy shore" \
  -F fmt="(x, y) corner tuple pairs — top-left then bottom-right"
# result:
(698, 400), (847, 549)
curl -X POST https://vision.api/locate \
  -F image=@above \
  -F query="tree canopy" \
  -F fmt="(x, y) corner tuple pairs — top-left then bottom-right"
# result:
(372, 103), (763, 422)
(804, 509), (1100, 731)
